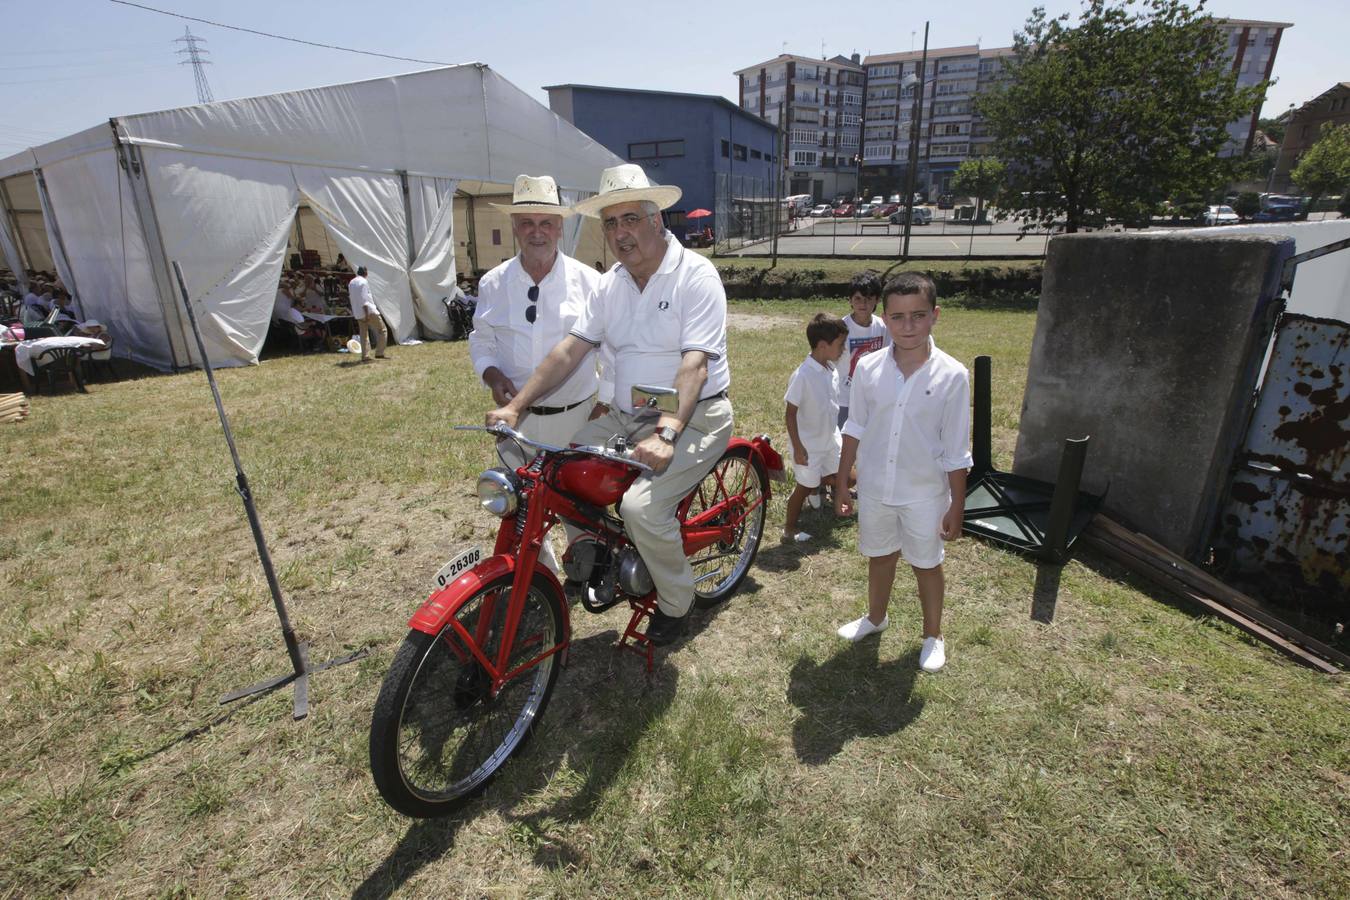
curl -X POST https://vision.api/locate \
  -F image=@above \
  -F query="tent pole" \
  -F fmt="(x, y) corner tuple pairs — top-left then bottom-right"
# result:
(109, 119), (193, 369)
(0, 178), (30, 293)
(170, 260), (366, 720)
(397, 171), (423, 339)
(463, 193), (480, 275)
(34, 168), (84, 320)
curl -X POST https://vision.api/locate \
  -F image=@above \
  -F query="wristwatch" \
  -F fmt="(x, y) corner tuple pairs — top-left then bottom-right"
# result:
(655, 425), (680, 445)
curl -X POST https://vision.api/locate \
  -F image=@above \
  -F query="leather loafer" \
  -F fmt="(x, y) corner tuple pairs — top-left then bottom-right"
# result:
(644, 608), (689, 646)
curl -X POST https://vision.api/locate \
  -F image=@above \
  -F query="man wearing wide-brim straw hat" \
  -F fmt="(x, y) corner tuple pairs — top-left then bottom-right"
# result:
(470, 174), (608, 574)
(488, 163), (733, 647)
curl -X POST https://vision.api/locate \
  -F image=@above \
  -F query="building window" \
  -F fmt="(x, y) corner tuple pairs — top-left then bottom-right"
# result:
(790, 128), (819, 145)
(751, 148), (763, 159)
(792, 150), (818, 166)
(733, 144), (747, 161)
(842, 93), (861, 107)
(665, 210), (687, 230)
(628, 140), (685, 160)
(939, 123), (963, 135)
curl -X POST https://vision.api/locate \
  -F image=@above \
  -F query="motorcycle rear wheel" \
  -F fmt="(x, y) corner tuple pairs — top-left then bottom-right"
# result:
(683, 444), (769, 608)
(369, 572), (564, 817)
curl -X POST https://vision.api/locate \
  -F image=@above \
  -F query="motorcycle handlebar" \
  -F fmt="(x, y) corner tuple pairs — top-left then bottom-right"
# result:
(454, 423), (654, 474)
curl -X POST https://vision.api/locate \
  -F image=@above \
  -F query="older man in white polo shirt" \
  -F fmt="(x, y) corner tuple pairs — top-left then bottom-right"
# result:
(487, 163), (733, 646)
(471, 174), (605, 572)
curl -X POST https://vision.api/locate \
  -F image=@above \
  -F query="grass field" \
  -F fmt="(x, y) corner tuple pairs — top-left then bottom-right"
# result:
(1, 301), (1346, 898)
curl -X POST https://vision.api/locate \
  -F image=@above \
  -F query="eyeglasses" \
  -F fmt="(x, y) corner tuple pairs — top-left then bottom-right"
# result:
(601, 212), (653, 233)
(525, 284), (539, 324)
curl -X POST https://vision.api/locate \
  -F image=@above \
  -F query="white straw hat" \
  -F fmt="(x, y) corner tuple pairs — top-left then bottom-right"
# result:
(573, 164), (682, 218)
(346, 337), (362, 354)
(490, 174), (574, 217)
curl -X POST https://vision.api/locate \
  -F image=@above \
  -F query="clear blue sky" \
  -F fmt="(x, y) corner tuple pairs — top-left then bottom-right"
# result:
(1, 0), (1339, 157)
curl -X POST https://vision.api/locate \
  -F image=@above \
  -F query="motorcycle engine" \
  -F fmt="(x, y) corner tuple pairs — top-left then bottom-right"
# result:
(616, 547), (654, 597)
(562, 537), (605, 584)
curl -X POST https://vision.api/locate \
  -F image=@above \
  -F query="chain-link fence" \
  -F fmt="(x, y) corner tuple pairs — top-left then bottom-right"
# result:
(713, 172), (783, 255)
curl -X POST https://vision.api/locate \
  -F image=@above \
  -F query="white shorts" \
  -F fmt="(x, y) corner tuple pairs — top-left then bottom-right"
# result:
(792, 445), (842, 489)
(856, 492), (949, 568)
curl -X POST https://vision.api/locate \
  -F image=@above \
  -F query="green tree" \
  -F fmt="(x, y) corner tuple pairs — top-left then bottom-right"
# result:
(950, 157), (1007, 224)
(1291, 124), (1350, 217)
(1233, 191), (1261, 219)
(975, 0), (1266, 233)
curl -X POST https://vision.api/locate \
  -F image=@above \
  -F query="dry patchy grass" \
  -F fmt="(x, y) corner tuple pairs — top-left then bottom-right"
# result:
(0, 302), (1345, 898)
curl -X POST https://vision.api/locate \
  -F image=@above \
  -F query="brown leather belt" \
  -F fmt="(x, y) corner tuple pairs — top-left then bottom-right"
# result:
(527, 398), (589, 416)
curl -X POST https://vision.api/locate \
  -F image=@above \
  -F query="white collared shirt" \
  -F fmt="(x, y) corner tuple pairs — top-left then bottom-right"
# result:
(843, 339), (973, 505)
(784, 355), (841, 457)
(470, 252), (602, 406)
(571, 232), (730, 411)
(347, 276), (378, 317)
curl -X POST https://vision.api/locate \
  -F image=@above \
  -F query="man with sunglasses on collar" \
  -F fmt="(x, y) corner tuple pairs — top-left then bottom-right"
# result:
(470, 175), (605, 571)
(487, 164), (732, 647)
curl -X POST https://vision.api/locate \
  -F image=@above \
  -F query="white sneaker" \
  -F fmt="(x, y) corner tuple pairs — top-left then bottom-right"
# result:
(788, 530), (812, 543)
(806, 494), (821, 509)
(837, 614), (888, 642)
(919, 636), (946, 672)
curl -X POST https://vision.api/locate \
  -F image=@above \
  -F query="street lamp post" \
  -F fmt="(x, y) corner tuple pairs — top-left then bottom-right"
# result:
(901, 21), (929, 263)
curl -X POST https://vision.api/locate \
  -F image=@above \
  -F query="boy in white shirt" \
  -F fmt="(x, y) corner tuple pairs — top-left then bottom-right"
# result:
(783, 313), (848, 542)
(839, 271), (889, 428)
(833, 273), (972, 673)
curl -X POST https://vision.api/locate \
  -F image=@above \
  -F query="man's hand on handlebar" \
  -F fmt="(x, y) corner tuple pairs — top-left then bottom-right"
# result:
(485, 406), (520, 430)
(630, 433), (674, 475)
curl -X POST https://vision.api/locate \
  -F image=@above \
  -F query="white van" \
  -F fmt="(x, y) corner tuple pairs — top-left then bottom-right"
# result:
(784, 194), (813, 217)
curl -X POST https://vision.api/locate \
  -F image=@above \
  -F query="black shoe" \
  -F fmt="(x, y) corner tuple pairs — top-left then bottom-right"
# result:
(644, 608), (689, 646)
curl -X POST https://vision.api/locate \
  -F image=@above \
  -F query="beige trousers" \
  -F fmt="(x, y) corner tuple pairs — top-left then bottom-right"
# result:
(569, 397), (733, 616)
(356, 311), (388, 358)
(497, 399), (597, 574)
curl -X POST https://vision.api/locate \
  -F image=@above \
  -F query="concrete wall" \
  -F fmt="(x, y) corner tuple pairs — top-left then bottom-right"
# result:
(1013, 231), (1294, 559)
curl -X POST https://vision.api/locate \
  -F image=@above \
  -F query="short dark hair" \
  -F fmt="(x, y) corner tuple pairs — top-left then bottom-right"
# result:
(850, 270), (882, 298)
(806, 312), (848, 348)
(356, 265), (368, 277)
(882, 272), (937, 310)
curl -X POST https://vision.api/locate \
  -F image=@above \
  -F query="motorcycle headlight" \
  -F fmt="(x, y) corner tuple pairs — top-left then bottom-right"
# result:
(476, 468), (519, 518)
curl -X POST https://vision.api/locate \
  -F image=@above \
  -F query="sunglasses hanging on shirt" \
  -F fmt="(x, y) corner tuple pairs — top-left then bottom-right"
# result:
(525, 285), (539, 324)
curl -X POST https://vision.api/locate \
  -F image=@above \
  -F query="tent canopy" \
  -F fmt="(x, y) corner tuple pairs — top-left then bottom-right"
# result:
(0, 64), (622, 369)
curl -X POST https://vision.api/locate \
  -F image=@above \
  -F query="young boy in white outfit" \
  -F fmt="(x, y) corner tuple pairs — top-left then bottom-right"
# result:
(783, 313), (848, 542)
(839, 271), (889, 429)
(833, 272), (972, 673)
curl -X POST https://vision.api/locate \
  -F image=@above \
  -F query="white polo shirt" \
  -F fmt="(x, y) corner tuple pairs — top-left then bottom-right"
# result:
(843, 338), (973, 505)
(571, 232), (730, 411)
(784, 355), (841, 458)
(470, 252), (601, 407)
(347, 276), (378, 318)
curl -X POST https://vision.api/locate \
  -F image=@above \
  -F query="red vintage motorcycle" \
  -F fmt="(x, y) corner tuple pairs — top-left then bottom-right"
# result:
(369, 391), (783, 817)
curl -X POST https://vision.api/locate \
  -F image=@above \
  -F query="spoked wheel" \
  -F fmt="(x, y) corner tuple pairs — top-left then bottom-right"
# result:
(681, 444), (769, 608)
(369, 573), (565, 818)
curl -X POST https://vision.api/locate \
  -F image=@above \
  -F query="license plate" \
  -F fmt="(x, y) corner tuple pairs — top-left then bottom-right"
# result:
(433, 546), (482, 590)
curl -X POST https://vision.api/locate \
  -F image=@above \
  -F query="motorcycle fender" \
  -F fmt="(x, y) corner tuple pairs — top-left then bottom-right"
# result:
(408, 555), (571, 661)
(736, 434), (786, 485)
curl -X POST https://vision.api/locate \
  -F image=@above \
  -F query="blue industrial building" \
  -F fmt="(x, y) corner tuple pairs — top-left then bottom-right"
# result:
(545, 84), (779, 243)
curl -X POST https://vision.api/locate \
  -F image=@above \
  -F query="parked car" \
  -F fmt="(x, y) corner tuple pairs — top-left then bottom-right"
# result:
(810, 203), (833, 217)
(855, 203), (875, 217)
(874, 203), (900, 218)
(832, 203), (855, 217)
(870, 195), (885, 206)
(1253, 203), (1300, 222)
(887, 194), (902, 204)
(1200, 204), (1240, 226)
(889, 207), (933, 225)
(937, 193), (955, 209)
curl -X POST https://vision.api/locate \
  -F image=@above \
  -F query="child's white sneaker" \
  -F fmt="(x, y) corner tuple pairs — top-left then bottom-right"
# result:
(837, 614), (888, 642)
(790, 530), (811, 543)
(919, 636), (946, 672)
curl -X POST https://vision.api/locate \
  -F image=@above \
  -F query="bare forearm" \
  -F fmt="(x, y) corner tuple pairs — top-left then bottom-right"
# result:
(947, 467), (967, 502)
(785, 406), (804, 457)
(659, 352), (708, 432)
(506, 337), (588, 412)
(836, 436), (859, 493)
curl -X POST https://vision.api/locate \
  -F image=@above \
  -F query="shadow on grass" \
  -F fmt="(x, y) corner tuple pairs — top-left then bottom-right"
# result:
(787, 641), (925, 765)
(352, 627), (681, 896)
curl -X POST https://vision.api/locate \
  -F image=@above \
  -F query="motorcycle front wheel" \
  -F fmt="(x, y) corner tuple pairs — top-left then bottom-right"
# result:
(369, 572), (564, 818)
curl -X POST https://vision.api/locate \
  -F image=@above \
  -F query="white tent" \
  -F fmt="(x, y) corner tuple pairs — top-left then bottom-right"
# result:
(0, 64), (620, 369)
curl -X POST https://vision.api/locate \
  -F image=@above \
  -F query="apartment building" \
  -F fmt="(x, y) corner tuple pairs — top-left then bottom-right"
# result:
(1216, 19), (1293, 155)
(1270, 82), (1350, 192)
(858, 45), (1014, 200)
(735, 54), (865, 202)
(736, 17), (1288, 204)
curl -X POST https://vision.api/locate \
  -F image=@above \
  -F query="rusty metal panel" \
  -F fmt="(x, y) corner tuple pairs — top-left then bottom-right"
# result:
(1215, 314), (1348, 638)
